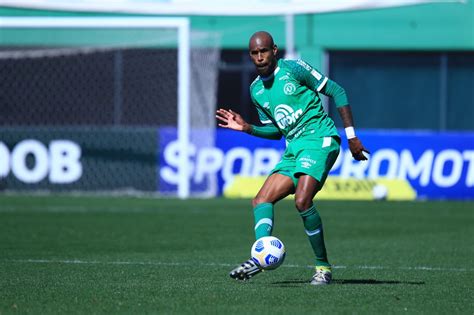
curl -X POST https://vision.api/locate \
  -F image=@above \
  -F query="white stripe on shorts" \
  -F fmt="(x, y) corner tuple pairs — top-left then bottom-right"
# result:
(322, 137), (331, 148)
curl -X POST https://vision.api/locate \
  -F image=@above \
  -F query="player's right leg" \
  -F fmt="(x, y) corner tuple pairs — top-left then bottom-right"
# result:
(229, 173), (294, 281)
(252, 173), (295, 239)
(229, 259), (262, 280)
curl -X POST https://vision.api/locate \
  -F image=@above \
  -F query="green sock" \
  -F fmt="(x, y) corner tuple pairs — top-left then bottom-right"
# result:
(300, 205), (330, 267)
(254, 203), (274, 240)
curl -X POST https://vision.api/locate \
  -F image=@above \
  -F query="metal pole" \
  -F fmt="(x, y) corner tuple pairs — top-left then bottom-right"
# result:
(177, 19), (191, 199)
(285, 14), (297, 60)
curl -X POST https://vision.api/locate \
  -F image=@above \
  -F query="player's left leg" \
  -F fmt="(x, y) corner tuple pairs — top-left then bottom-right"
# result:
(295, 175), (332, 285)
(293, 136), (340, 285)
(295, 176), (329, 266)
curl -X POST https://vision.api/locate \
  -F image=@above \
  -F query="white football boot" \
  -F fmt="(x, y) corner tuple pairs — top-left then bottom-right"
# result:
(310, 266), (332, 285)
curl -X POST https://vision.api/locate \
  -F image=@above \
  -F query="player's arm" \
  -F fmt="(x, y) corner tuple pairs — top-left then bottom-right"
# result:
(216, 108), (282, 140)
(320, 80), (370, 161)
(251, 124), (283, 140)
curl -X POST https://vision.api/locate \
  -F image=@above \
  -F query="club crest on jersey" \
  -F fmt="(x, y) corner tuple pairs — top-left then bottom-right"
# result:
(274, 104), (302, 129)
(283, 82), (296, 95)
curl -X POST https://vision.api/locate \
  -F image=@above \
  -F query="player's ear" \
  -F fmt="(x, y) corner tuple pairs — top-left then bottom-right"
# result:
(273, 44), (278, 56)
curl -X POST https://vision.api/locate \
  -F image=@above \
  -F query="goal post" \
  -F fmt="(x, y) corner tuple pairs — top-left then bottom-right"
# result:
(0, 17), (213, 198)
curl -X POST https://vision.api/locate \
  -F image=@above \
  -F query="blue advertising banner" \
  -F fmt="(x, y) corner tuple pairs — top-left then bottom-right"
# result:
(335, 130), (474, 200)
(159, 128), (474, 200)
(158, 127), (285, 197)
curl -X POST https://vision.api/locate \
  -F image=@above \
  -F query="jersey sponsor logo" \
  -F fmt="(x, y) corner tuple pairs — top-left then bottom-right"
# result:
(283, 82), (296, 95)
(274, 104), (303, 129)
(288, 126), (306, 139)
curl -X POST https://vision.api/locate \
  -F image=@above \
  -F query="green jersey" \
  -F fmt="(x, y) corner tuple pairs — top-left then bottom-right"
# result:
(250, 59), (339, 143)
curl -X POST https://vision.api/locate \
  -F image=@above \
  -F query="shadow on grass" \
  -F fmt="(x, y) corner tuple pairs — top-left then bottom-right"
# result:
(333, 279), (425, 285)
(271, 279), (425, 287)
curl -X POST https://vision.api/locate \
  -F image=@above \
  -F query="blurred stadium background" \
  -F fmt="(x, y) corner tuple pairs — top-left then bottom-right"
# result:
(0, 1), (473, 199)
(1, 2), (473, 314)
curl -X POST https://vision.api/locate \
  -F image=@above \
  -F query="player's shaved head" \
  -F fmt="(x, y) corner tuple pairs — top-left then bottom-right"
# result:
(248, 31), (278, 77)
(249, 31), (275, 50)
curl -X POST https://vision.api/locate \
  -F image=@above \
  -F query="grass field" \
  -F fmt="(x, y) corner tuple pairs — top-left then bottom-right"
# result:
(0, 195), (473, 314)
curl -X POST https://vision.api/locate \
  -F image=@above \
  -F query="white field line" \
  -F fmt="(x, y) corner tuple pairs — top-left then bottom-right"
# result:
(3, 259), (472, 273)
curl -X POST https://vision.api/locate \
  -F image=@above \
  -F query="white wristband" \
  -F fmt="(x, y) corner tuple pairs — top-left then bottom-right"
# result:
(345, 126), (356, 139)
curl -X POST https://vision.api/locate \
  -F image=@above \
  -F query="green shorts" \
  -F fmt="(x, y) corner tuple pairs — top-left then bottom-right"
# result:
(271, 135), (340, 189)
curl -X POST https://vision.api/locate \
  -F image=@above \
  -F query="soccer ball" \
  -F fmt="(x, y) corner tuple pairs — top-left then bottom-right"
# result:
(251, 236), (286, 270)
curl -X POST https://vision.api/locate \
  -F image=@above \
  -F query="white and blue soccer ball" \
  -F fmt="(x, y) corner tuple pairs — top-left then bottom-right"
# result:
(251, 236), (286, 270)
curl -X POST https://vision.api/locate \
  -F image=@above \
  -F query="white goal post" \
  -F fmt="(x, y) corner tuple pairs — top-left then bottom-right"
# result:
(0, 17), (192, 198)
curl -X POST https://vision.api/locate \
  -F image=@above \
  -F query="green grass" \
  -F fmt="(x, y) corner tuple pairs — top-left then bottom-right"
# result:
(0, 195), (473, 314)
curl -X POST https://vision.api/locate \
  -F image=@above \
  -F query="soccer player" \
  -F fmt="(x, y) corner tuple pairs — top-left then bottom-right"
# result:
(216, 31), (369, 285)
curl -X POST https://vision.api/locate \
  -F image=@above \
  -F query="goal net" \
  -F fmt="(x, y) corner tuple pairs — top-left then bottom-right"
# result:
(0, 17), (220, 198)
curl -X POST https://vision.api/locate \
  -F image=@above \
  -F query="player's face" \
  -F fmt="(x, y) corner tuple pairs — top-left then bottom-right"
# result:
(249, 38), (277, 77)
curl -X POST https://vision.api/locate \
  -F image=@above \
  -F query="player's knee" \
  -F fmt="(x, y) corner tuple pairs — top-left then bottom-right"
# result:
(252, 197), (266, 208)
(294, 196), (312, 212)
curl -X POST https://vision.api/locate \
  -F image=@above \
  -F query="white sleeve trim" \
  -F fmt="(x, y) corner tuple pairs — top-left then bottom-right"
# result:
(316, 77), (328, 92)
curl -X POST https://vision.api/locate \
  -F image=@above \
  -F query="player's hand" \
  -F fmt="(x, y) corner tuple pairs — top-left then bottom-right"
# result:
(216, 108), (251, 132)
(348, 137), (370, 161)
